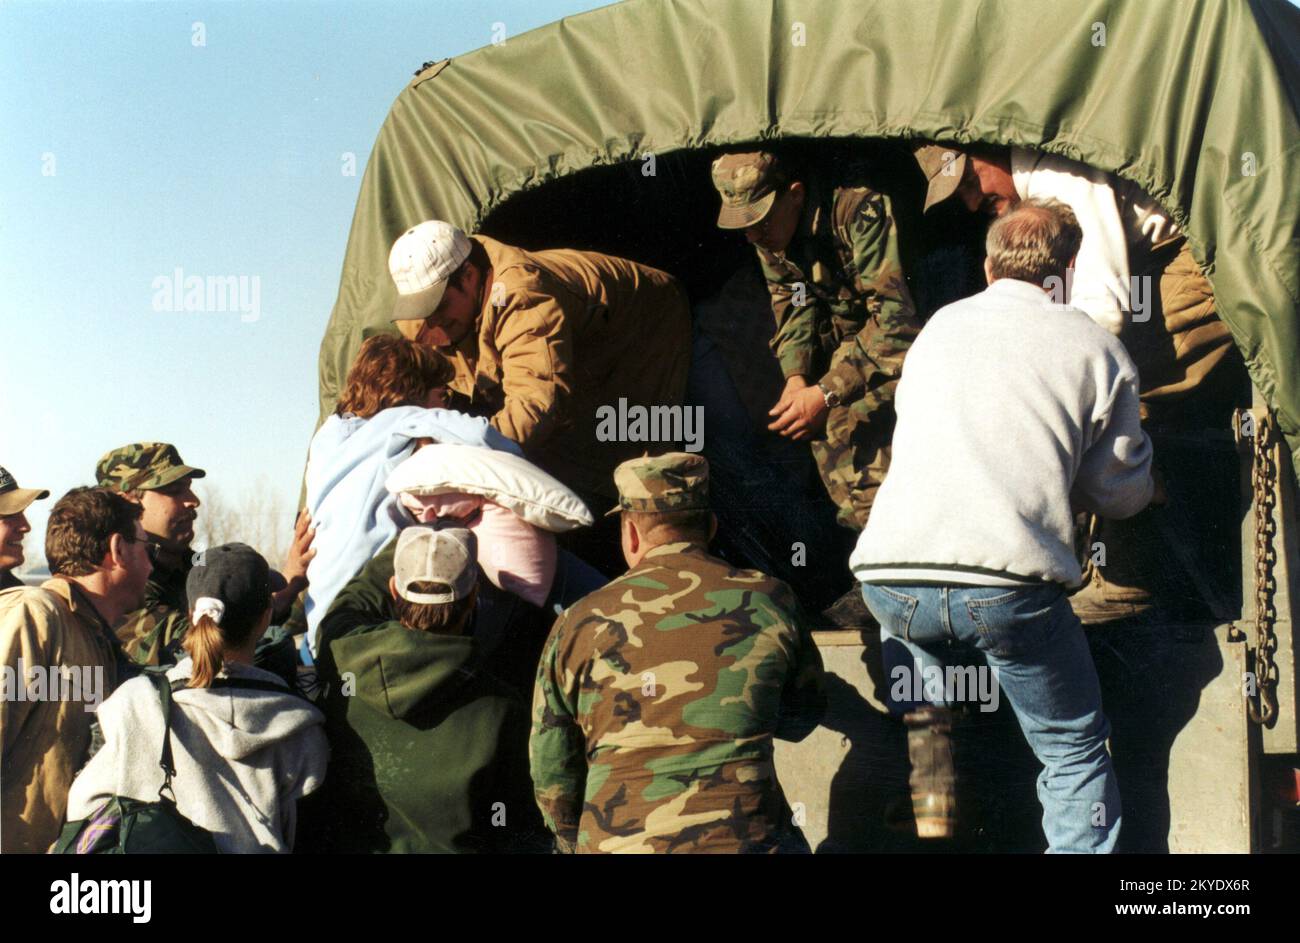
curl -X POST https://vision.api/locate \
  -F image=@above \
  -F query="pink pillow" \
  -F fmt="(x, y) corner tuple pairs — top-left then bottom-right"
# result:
(400, 492), (556, 607)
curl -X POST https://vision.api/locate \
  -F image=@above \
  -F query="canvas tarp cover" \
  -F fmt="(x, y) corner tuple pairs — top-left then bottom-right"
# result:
(318, 0), (1300, 475)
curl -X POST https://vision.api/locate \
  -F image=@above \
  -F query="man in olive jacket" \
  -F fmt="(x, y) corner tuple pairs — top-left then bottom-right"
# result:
(304, 527), (546, 853)
(387, 221), (692, 504)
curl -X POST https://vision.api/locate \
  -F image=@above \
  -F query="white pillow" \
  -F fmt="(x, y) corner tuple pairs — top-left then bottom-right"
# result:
(386, 443), (594, 532)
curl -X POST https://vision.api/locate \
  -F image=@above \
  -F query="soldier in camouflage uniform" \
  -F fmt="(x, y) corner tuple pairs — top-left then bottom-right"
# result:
(98, 443), (316, 673)
(530, 452), (826, 853)
(711, 151), (923, 529)
(96, 443), (206, 665)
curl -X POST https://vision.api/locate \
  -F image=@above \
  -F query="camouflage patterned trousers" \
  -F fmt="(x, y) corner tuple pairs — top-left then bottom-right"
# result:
(812, 403), (892, 532)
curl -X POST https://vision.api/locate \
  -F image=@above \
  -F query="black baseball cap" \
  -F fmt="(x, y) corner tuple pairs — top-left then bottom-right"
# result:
(186, 543), (272, 629)
(0, 466), (49, 516)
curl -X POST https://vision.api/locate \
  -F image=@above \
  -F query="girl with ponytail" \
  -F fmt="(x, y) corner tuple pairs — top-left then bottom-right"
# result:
(66, 544), (329, 852)
(182, 545), (274, 689)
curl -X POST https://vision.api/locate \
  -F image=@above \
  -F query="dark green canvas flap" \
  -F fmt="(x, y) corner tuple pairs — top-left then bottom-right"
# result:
(316, 0), (1300, 476)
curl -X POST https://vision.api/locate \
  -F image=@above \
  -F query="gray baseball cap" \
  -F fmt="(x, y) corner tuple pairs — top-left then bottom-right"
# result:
(393, 526), (477, 604)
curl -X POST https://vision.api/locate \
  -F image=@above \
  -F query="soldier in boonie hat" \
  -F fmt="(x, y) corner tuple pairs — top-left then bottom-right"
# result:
(0, 466), (50, 589)
(606, 452), (710, 517)
(95, 442), (206, 494)
(710, 151), (790, 230)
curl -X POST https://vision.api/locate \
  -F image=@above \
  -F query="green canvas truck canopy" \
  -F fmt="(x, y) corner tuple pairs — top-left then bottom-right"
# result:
(317, 0), (1300, 474)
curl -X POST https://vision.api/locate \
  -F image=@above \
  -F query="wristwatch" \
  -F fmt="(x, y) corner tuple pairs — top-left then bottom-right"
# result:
(817, 382), (841, 409)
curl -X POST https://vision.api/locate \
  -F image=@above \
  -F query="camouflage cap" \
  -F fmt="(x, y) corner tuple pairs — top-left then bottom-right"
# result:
(711, 151), (787, 230)
(606, 452), (710, 517)
(0, 466), (49, 516)
(95, 442), (206, 493)
(913, 143), (968, 212)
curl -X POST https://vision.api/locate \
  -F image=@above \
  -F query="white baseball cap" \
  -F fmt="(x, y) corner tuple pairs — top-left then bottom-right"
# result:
(389, 220), (472, 328)
(393, 526), (477, 604)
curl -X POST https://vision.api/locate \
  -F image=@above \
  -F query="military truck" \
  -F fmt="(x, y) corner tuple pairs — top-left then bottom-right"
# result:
(315, 0), (1300, 852)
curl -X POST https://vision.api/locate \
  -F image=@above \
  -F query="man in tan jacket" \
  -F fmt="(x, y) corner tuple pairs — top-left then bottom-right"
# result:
(0, 487), (151, 852)
(388, 221), (692, 504)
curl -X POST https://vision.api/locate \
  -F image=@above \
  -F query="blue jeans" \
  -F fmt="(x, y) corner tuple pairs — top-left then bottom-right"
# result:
(861, 582), (1121, 854)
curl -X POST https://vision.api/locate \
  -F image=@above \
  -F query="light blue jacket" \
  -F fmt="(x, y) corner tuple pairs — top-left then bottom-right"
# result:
(303, 406), (521, 651)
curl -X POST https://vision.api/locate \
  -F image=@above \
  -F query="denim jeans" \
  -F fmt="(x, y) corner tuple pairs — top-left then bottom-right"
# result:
(861, 581), (1121, 854)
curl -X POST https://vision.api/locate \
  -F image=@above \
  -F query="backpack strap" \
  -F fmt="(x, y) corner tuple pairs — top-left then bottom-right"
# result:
(145, 673), (306, 803)
(144, 671), (179, 804)
(169, 676), (309, 701)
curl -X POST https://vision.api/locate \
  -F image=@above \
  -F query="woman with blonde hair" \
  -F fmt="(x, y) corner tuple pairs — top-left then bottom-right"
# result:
(65, 544), (327, 853)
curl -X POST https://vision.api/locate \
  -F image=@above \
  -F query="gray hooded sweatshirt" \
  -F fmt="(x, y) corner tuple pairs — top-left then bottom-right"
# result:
(65, 657), (328, 853)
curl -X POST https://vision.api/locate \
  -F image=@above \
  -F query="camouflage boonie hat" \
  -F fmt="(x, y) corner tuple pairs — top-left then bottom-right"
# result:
(711, 151), (787, 230)
(0, 466), (49, 516)
(95, 442), (206, 493)
(606, 452), (710, 517)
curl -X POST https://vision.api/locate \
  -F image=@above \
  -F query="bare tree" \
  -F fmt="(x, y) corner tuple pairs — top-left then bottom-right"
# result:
(195, 484), (238, 550)
(195, 477), (295, 571)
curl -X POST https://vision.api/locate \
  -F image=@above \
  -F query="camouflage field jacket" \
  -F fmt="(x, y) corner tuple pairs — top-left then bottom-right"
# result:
(530, 541), (826, 853)
(757, 179), (922, 423)
(115, 543), (190, 666)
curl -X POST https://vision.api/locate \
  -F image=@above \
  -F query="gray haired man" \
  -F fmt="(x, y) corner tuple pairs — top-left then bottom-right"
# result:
(915, 143), (1228, 623)
(852, 199), (1160, 852)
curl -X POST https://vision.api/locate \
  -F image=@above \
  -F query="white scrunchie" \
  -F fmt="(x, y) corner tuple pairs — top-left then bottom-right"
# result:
(193, 597), (226, 625)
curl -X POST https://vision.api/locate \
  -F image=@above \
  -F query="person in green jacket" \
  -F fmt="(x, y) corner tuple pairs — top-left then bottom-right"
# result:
(304, 526), (546, 853)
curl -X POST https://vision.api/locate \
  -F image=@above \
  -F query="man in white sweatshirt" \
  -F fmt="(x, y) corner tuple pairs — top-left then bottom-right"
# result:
(913, 143), (1232, 622)
(913, 143), (1230, 374)
(851, 198), (1157, 853)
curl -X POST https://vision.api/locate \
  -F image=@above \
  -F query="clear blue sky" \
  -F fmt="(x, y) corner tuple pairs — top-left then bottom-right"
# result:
(0, 0), (610, 567)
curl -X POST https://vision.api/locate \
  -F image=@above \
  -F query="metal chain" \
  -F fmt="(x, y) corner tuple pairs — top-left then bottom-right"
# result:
(1247, 410), (1280, 727)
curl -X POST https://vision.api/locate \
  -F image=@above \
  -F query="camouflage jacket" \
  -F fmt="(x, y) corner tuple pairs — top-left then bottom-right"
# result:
(115, 542), (191, 666)
(757, 179), (922, 420)
(530, 541), (826, 854)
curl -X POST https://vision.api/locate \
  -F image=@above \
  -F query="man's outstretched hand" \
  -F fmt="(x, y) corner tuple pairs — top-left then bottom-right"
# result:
(768, 375), (829, 441)
(272, 509), (316, 622)
(283, 508), (316, 587)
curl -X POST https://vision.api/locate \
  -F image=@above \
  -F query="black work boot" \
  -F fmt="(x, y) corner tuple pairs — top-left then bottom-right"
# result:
(904, 706), (957, 839)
